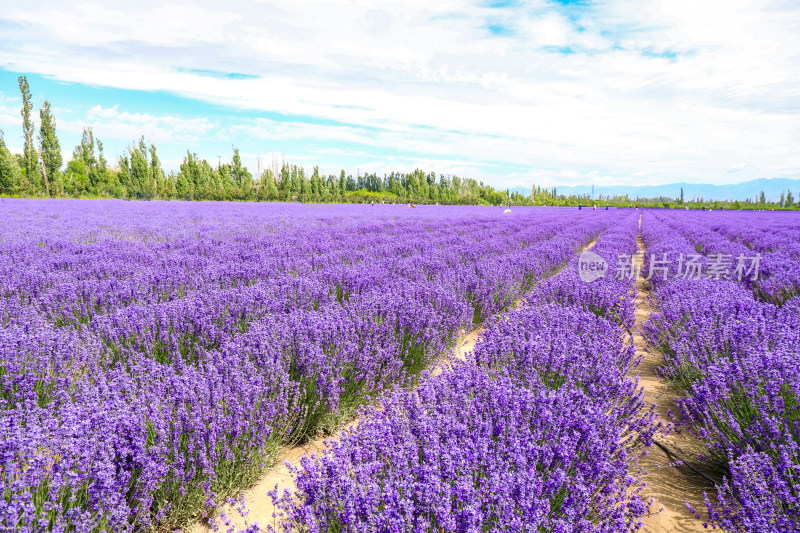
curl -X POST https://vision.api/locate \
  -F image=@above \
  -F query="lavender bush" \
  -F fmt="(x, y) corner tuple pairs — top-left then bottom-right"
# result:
(271, 365), (649, 533)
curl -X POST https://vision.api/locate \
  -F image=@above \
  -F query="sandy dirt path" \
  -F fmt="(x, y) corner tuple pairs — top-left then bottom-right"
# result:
(631, 217), (713, 532)
(187, 237), (598, 533)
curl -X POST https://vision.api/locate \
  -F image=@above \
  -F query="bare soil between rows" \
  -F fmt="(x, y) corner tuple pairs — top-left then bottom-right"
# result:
(631, 224), (712, 532)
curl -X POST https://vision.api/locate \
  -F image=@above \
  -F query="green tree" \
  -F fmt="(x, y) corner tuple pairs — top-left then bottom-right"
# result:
(64, 158), (90, 196)
(278, 163), (290, 192)
(74, 127), (96, 179)
(63, 129), (97, 196)
(66, 128), (113, 196)
(299, 167), (309, 195)
(38, 100), (62, 196)
(289, 166), (301, 194)
(0, 130), (22, 195)
(231, 148), (253, 196)
(197, 159), (216, 200)
(177, 151), (217, 200)
(127, 137), (153, 199)
(18, 75), (40, 192)
(149, 143), (167, 197)
(258, 169), (278, 200)
(93, 139), (110, 194)
(176, 152), (196, 199)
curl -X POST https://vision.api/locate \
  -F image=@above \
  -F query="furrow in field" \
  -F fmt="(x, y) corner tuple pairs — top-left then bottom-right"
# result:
(630, 217), (711, 533)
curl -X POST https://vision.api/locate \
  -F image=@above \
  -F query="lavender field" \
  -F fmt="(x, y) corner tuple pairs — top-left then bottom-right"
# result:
(1, 200), (799, 532)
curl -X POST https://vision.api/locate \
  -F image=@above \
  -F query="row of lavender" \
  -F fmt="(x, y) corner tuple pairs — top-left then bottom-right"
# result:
(642, 210), (800, 531)
(0, 201), (618, 532)
(649, 210), (800, 304)
(267, 211), (657, 532)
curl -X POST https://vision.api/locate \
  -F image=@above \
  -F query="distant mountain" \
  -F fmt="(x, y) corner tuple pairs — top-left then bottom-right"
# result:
(512, 178), (800, 202)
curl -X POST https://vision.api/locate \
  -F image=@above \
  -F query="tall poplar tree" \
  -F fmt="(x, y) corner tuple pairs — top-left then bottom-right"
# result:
(18, 75), (40, 191)
(38, 100), (62, 183)
(231, 148), (252, 191)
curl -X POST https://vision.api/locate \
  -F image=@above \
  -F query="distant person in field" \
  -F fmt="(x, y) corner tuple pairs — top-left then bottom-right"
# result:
(579, 203), (582, 210)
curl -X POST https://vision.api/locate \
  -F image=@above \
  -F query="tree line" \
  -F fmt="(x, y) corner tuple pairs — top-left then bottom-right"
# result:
(528, 185), (800, 210)
(0, 76), (533, 205)
(2, 75), (798, 209)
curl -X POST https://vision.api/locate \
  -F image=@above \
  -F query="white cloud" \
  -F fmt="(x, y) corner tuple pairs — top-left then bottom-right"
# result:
(0, 0), (799, 186)
(83, 105), (217, 144)
(315, 147), (372, 157)
(0, 91), (22, 149)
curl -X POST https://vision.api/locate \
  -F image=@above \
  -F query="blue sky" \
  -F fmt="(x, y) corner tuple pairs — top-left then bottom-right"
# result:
(1, 0), (799, 188)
